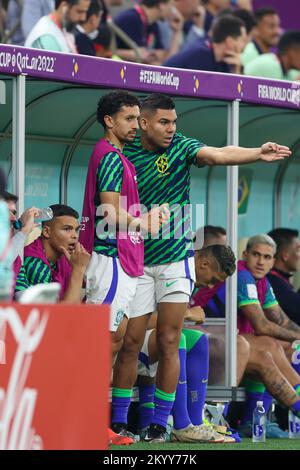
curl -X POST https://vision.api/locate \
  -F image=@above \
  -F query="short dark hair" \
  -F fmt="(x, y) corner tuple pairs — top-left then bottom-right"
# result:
(216, 9), (257, 35)
(86, 0), (103, 19)
(202, 244), (236, 277)
(233, 9), (257, 35)
(94, 24), (112, 49)
(55, 0), (83, 9)
(97, 90), (140, 128)
(212, 15), (245, 43)
(278, 31), (300, 55)
(141, 0), (170, 7)
(268, 228), (299, 256)
(3, 191), (18, 203)
(254, 7), (278, 23)
(141, 93), (175, 115)
(48, 204), (79, 220)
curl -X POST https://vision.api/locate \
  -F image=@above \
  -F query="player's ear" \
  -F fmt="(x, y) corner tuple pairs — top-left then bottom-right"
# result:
(199, 257), (209, 269)
(42, 224), (51, 239)
(104, 114), (113, 129)
(139, 116), (148, 130)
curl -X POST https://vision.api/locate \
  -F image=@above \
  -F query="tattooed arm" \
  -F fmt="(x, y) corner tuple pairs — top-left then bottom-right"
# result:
(241, 304), (300, 342)
(264, 305), (300, 334)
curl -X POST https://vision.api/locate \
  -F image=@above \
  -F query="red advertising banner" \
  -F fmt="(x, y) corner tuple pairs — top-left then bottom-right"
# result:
(0, 304), (110, 450)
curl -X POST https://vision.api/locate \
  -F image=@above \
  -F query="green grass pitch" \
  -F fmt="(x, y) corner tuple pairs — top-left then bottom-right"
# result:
(110, 438), (300, 451)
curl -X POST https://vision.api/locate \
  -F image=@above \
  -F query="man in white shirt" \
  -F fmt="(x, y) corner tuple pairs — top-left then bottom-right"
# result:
(25, 0), (91, 53)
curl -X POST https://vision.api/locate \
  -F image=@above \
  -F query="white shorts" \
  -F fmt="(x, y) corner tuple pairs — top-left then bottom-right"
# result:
(137, 329), (158, 378)
(130, 257), (195, 318)
(85, 252), (138, 332)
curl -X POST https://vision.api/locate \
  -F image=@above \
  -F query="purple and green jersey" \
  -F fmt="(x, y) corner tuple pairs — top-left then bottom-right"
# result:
(237, 268), (278, 334)
(93, 150), (123, 258)
(237, 269), (278, 310)
(15, 257), (54, 293)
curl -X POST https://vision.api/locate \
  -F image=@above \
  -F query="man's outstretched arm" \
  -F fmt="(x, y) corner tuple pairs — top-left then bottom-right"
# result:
(196, 142), (291, 166)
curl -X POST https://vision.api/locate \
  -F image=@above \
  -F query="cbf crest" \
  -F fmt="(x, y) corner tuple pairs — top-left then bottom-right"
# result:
(155, 153), (169, 176)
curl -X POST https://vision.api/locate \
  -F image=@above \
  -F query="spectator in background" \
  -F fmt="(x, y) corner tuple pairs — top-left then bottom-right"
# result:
(173, 0), (200, 23)
(25, 0), (91, 53)
(244, 30), (300, 81)
(22, 0), (55, 41)
(75, 0), (103, 55)
(114, 0), (177, 64)
(182, 5), (255, 52)
(232, 7), (256, 43)
(4, 0), (54, 46)
(156, 4), (184, 56)
(242, 7), (281, 67)
(0, 0), (7, 42)
(183, 7), (256, 64)
(201, 0), (231, 34)
(164, 14), (247, 74)
(4, 0), (24, 45)
(98, 0), (123, 25)
(201, 0), (252, 35)
(166, 0), (202, 44)
(235, 0), (252, 10)
(94, 23), (120, 59)
(268, 228), (300, 327)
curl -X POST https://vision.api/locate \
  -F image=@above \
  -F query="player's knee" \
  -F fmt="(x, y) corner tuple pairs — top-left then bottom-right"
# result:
(260, 336), (280, 353)
(121, 332), (144, 356)
(156, 327), (181, 355)
(260, 350), (275, 372)
(112, 337), (123, 357)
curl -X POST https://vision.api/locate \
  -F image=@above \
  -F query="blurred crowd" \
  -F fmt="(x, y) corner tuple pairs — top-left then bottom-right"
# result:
(0, 0), (299, 81)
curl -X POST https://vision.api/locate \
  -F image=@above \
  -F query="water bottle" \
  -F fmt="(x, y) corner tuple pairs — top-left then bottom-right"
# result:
(34, 207), (53, 222)
(288, 410), (300, 439)
(13, 207), (53, 230)
(252, 401), (266, 443)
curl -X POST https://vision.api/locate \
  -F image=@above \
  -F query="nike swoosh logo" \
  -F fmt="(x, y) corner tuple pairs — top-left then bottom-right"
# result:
(178, 380), (187, 385)
(202, 379), (208, 383)
(166, 280), (177, 288)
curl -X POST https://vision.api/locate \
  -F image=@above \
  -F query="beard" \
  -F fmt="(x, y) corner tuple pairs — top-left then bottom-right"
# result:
(63, 12), (76, 33)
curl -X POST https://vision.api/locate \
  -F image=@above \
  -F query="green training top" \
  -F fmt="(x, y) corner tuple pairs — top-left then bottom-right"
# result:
(244, 53), (299, 81)
(241, 41), (260, 67)
(124, 132), (205, 266)
(15, 257), (54, 293)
